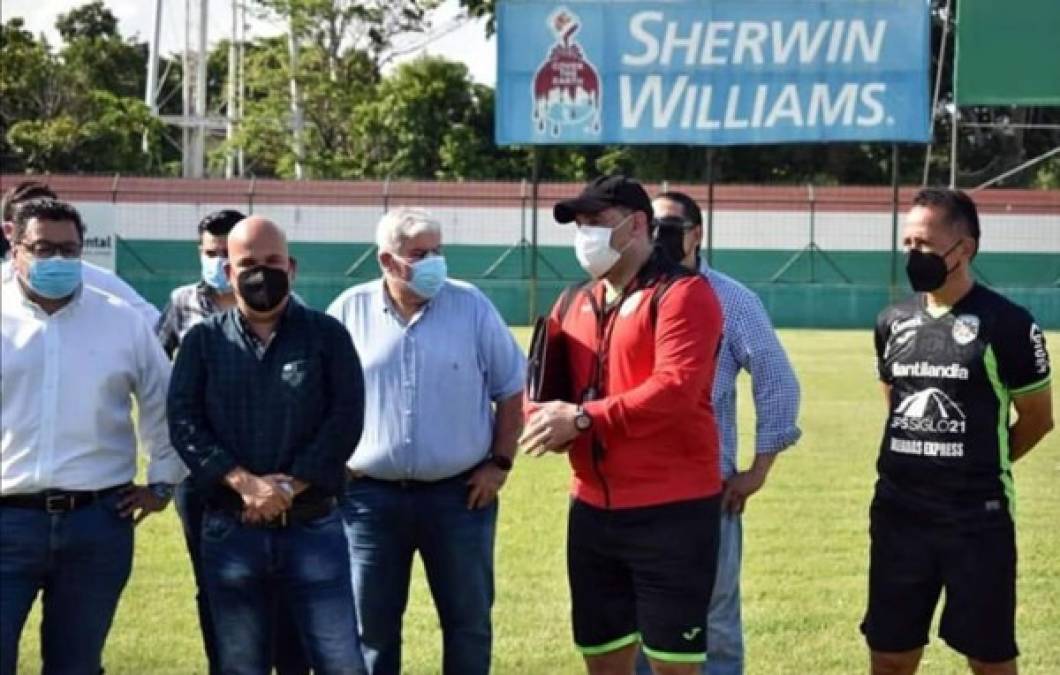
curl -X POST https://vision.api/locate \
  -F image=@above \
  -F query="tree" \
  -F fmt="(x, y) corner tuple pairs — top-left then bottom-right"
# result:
(1, 5), (166, 174)
(8, 92), (163, 173)
(254, 0), (441, 71)
(56, 1), (120, 42)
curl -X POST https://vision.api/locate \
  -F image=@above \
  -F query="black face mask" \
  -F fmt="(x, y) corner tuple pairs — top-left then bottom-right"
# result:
(652, 217), (693, 265)
(237, 265), (290, 312)
(905, 240), (961, 292)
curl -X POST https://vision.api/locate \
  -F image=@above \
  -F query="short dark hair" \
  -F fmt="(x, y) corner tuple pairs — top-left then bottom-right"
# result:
(197, 209), (246, 238)
(655, 191), (703, 228)
(11, 198), (85, 243)
(912, 188), (980, 255)
(2, 180), (58, 222)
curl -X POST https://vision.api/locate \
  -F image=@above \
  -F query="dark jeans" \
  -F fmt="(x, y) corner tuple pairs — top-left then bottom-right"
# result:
(0, 492), (133, 675)
(339, 475), (497, 675)
(201, 505), (365, 675)
(176, 479), (310, 675)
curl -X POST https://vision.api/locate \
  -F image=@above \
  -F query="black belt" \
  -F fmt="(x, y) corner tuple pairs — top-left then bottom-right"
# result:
(348, 468), (473, 489)
(0, 484), (129, 514)
(211, 497), (336, 528)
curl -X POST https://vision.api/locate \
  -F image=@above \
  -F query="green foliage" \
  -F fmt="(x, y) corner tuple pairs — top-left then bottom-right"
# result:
(8, 92), (164, 173)
(56, 0), (120, 41)
(1, 5), (163, 174)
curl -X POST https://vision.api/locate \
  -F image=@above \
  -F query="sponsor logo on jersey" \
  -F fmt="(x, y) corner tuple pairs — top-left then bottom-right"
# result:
(889, 438), (964, 457)
(1030, 323), (1050, 375)
(890, 316), (923, 336)
(891, 361), (969, 380)
(952, 314), (979, 346)
(891, 387), (967, 434)
(885, 316), (922, 359)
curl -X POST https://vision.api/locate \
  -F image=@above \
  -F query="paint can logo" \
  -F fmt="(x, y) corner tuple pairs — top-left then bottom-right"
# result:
(533, 8), (602, 138)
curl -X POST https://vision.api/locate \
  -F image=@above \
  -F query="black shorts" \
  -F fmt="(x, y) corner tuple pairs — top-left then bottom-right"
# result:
(861, 500), (1018, 663)
(567, 495), (720, 663)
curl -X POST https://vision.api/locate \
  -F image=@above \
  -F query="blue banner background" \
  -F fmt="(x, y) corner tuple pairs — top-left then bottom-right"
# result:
(496, 0), (931, 145)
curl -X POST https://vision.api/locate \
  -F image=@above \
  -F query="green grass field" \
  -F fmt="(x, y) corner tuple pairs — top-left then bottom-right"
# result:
(16, 330), (1060, 674)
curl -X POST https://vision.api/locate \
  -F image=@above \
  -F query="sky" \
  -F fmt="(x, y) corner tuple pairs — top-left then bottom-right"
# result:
(2, 0), (498, 85)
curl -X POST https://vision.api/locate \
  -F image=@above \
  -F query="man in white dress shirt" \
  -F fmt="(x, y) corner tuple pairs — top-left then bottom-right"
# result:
(1, 179), (160, 327)
(0, 198), (186, 675)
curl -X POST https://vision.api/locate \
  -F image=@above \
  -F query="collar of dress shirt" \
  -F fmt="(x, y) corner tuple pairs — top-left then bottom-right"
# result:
(7, 274), (85, 318)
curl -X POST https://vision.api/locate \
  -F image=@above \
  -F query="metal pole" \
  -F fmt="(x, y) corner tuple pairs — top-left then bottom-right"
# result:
(194, 0), (208, 177)
(922, 0), (954, 185)
(520, 178), (528, 277)
(949, 106), (959, 188)
(949, 2), (959, 189)
(529, 150), (541, 323)
(807, 183), (816, 283)
(890, 143), (901, 299)
(143, 0), (162, 154)
(225, 1), (238, 178)
(237, 1), (246, 176)
(288, 15), (305, 180)
(705, 148), (715, 267)
(971, 145), (1060, 192)
(182, 0), (192, 177)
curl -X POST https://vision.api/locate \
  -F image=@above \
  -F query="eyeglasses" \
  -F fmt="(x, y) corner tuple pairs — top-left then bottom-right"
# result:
(19, 240), (83, 259)
(651, 216), (696, 231)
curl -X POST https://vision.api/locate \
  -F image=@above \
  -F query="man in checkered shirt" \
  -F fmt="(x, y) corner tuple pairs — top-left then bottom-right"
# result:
(636, 191), (802, 675)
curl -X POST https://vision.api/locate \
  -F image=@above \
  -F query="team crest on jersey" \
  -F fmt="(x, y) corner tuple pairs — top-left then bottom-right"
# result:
(952, 314), (980, 345)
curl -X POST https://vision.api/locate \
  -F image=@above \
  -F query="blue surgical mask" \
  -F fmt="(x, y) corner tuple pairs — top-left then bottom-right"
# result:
(201, 255), (231, 292)
(27, 257), (82, 299)
(404, 254), (447, 299)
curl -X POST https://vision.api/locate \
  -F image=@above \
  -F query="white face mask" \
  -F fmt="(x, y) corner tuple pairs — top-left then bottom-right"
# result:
(574, 213), (633, 279)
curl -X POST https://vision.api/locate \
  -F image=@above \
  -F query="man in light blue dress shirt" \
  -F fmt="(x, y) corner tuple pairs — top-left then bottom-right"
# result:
(327, 207), (525, 675)
(636, 192), (802, 675)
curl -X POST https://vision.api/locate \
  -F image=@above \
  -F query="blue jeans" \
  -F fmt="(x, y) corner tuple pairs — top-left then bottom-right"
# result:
(200, 506), (365, 675)
(0, 492), (133, 675)
(635, 512), (743, 675)
(339, 476), (497, 675)
(176, 480), (310, 675)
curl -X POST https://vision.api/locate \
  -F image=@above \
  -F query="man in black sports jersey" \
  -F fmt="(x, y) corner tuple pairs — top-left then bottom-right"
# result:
(863, 188), (1053, 675)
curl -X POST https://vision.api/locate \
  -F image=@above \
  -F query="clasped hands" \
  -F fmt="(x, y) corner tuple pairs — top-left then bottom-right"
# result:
(225, 468), (307, 524)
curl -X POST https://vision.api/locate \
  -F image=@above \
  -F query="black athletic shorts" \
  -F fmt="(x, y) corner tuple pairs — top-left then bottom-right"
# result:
(860, 499), (1018, 663)
(567, 495), (720, 663)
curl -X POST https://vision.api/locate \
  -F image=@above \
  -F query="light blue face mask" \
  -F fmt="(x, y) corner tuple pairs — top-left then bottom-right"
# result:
(201, 255), (231, 292)
(405, 254), (447, 299)
(27, 257), (82, 299)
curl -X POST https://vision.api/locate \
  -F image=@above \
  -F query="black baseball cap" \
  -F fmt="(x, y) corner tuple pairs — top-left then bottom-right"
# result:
(554, 175), (654, 224)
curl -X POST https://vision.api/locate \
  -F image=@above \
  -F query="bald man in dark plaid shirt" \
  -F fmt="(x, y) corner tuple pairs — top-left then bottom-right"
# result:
(168, 216), (366, 674)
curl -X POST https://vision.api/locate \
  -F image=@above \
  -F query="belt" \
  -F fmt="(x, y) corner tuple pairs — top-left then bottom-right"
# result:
(0, 484), (129, 514)
(213, 497), (336, 528)
(347, 468), (472, 489)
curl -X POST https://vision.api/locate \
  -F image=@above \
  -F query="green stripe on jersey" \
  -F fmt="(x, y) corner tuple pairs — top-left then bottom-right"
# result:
(1011, 376), (1051, 397)
(983, 346), (1015, 516)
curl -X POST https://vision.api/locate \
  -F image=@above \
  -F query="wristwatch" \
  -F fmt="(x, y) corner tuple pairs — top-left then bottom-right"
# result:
(489, 454), (514, 471)
(574, 406), (593, 432)
(148, 482), (175, 502)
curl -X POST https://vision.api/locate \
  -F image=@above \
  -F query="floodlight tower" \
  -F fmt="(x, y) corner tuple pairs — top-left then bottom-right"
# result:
(183, 0), (209, 177)
(145, 0), (244, 178)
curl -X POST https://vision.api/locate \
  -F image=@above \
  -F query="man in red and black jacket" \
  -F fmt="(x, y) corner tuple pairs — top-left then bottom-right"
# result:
(521, 175), (724, 675)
